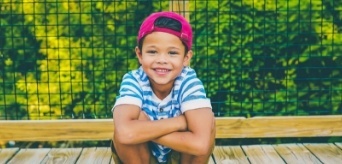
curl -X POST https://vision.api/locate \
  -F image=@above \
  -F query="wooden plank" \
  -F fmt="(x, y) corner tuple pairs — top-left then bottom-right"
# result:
(41, 148), (82, 163)
(273, 143), (322, 164)
(1, 115), (341, 141)
(216, 115), (342, 138)
(169, 0), (189, 21)
(211, 146), (249, 164)
(0, 119), (114, 141)
(304, 143), (342, 163)
(7, 148), (50, 164)
(242, 145), (285, 164)
(110, 157), (115, 164)
(208, 154), (215, 164)
(214, 117), (246, 138)
(0, 148), (19, 164)
(336, 142), (342, 149)
(0, 117), (245, 141)
(76, 147), (112, 164)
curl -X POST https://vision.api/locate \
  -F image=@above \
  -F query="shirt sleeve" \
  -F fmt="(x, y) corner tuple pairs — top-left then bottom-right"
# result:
(112, 73), (143, 111)
(180, 71), (212, 113)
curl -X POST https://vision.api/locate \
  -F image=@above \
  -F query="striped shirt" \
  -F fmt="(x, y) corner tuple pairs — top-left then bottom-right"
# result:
(113, 66), (212, 163)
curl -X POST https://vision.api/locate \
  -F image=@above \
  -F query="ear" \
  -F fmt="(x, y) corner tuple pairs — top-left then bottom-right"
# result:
(135, 46), (143, 64)
(183, 50), (193, 66)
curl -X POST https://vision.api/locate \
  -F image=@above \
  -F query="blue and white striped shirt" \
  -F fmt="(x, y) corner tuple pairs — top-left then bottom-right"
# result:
(113, 66), (212, 163)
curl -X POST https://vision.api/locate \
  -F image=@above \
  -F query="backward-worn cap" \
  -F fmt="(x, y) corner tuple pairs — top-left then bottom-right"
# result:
(137, 11), (193, 50)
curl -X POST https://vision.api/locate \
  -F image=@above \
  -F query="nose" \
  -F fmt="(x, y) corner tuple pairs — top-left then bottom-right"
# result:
(156, 54), (167, 64)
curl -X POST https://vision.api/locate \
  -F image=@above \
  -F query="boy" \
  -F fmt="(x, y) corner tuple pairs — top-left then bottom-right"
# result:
(112, 11), (215, 164)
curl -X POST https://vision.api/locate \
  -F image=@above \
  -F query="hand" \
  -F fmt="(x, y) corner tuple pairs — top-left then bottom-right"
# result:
(138, 110), (150, 121)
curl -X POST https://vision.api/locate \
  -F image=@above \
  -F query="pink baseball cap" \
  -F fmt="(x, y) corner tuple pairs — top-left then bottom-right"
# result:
(137, 11), (193, 50)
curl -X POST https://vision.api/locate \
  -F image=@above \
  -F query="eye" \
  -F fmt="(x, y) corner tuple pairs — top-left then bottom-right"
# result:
(169, 51), (179, 55)
(146, 50), (157, 54)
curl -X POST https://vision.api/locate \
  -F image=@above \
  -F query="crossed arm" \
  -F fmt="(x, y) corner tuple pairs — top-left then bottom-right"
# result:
(113, 104), (215, 156)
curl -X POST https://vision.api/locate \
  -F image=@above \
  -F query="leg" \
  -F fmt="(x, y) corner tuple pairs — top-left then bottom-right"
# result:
(179, 152), (213, 164)
(168, 150), (181, 164)
(112, 136), (151, 164)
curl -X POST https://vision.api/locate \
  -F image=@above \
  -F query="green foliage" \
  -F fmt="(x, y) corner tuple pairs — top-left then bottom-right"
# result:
(0, 0), (341, 119)
(190, 0), (342, 116)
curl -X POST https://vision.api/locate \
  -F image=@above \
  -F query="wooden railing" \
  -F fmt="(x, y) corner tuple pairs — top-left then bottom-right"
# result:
(1, 115), (341, 142)
(169, 0), (189, 21)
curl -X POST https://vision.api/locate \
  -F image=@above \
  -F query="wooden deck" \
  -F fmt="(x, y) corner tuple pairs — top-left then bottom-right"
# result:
(1, 143), (341, 164)
(1, 116), (341, 163)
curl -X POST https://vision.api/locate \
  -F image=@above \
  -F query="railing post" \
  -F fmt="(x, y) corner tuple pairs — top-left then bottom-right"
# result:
(169, 0), (191, 66)
(169, 0), (189, 21)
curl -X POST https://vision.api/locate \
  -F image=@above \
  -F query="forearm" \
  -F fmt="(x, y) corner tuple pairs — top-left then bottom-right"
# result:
(152, 130), (214, 156)
(153, 108), (216, 156)
(114, 116), (183, 145)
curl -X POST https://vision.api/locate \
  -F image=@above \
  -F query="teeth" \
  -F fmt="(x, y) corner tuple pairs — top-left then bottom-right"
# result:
(155, 69), (168, 72)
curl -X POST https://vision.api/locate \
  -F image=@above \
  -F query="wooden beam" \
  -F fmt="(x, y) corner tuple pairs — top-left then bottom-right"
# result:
(0, 119), (114, 142)
(215, 115), (342, 138)
(169, 0), (189, 21)
(0, 115), (341, 142)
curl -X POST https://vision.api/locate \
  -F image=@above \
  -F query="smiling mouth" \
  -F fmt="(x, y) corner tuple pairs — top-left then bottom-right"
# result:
(154, 68), (170, 74)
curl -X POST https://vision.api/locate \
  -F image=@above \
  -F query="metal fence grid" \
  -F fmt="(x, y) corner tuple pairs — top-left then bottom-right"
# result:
(0, 0), (341, 119)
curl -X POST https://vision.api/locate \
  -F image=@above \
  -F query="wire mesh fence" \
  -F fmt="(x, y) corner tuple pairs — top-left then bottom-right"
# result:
(0, 0), (341, 120)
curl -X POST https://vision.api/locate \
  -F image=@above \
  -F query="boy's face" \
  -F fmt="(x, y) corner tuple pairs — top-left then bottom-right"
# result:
(136, 31), (193, 89)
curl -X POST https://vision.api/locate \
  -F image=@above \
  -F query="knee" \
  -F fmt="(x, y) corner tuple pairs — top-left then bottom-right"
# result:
(180, 152), (211, 164)
(112, 140), (151, 164)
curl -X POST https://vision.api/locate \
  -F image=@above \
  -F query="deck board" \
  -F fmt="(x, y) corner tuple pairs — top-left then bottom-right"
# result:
(211, 146), (249, 164)
(3, 143), (342, 163)
(242, 144), (285, 164)
(0, 148), (19, 164)
(76, 147), (113, 164)
(7, 148), (50, 164)
(336, 142), (342, 149)
(304, 143), (342, 164)
(273, 143), (322, 164)
(207, 154), (215, 164)
(41, 148), (82, 163)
